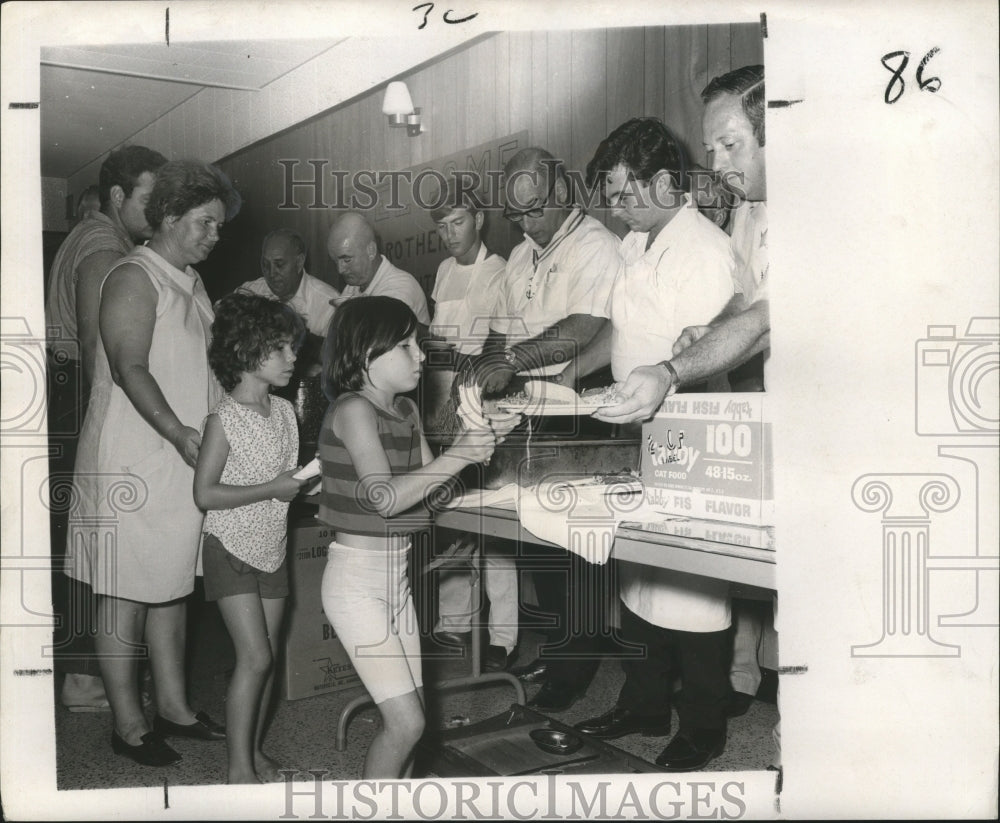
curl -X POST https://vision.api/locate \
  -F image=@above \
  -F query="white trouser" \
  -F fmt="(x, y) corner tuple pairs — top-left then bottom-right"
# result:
(436, 539), (518, 653)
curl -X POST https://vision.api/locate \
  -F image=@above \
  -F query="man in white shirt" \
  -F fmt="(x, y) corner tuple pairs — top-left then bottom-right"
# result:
(473, 147), (621, 394)
(239, 229), (340, 339)
(474, 148), (621, 713)
(569, 117), (736, 771)
(424, 185), (518, 673)
(594, 65), (777, 769)
(326, 211), (430, 325)
(595, 65), (768, 420)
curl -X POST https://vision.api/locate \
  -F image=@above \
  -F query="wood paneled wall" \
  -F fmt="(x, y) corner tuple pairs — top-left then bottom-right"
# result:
(202, 24), (762, 300)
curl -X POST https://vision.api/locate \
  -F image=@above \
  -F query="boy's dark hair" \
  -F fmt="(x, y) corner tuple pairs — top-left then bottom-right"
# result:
(701, 64), (765, 146)
(322, 296), (419, 399)
(585, 117), (687, 191)
(209, 293), (306, 392)
(145, 160), (242, 230)
(428, 181), (483, 222)
(98, 145), (168, 211)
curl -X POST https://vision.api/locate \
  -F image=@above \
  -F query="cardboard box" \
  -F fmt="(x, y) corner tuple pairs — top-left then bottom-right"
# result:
(640, 393), (773, 526)
(282, 517), (362, 700)
(282, 640), (361, 701)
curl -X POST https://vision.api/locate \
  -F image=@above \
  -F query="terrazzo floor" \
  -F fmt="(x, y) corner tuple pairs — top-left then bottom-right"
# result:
(54, 596), (779, 790)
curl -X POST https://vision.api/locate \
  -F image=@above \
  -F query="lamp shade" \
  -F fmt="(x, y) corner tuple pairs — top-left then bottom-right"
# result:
(382, 81), (415, 116)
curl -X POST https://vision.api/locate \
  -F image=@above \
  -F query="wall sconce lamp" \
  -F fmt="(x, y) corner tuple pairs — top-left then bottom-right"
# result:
(382, 81), (424, 136)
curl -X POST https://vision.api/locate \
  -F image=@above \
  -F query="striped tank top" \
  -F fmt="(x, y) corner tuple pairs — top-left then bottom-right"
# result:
(317, 392), (433, 537)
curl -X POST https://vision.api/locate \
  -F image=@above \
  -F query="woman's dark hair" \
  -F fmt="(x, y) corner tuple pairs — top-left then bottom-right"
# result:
(144, 160), (241, 230)
(322, 296), (419, 399)
(209, 293), (306, 392)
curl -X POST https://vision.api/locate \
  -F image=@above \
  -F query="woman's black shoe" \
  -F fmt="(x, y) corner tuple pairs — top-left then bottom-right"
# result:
(111, 730), (181, 766)
(153, 711), (226, 741)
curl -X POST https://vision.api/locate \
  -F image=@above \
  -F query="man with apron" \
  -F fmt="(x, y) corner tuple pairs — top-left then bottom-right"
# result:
(422, 185), (517, 673)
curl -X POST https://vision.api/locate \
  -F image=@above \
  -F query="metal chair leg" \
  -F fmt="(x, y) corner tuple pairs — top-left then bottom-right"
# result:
(335, 693), (375, 752)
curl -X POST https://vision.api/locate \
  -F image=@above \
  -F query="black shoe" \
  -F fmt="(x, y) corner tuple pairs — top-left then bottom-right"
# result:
(111, 730), (181, 766)
(655, 729), (726, 772)
(433, 631), (471, 648)
(483, 645), (512, 672)
(726, 691), (754, 718)
(574, 706), (672, 739)
(152, 711), (226, 741)
(528, 681), (587, 712)
(510, 658), (548, 683)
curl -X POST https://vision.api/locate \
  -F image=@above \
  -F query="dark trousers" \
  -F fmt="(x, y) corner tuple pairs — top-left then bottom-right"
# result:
(47, 354), (100, 676)
(523, 543), (616, 689)
(618, 602), (731, 733)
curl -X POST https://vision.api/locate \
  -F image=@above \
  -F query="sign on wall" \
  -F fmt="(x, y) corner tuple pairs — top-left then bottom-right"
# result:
(367, 132), (529, 295)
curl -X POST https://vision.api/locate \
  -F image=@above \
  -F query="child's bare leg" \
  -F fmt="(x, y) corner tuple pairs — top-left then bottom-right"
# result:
(253, 596), (287, 782)
(364, 690), (425, 779)
(401, 686), (425, 778)
(217, 592), (273, 784)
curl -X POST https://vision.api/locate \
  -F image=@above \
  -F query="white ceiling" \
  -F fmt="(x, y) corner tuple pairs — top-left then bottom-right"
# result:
(40, 39), (345, 179)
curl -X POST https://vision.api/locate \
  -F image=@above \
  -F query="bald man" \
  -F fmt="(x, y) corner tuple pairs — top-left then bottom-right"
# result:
(326, 211), (430, 324)
(239, 229), (339, 338)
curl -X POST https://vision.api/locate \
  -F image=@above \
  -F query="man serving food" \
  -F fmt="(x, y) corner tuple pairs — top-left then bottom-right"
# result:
(472, 146), (622, 713)
(566, 116), (737, 771)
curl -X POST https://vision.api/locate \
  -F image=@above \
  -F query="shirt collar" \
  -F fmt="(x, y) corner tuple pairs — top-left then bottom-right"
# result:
(524, 206), (583, 256)
(452, 242), (488, 269)
(526, 207), (586, 266)
(626, 194), (695, 261)
(91, 210), (132, 245)
(292, 270), (311, 301)
(362, 256), (390, 292)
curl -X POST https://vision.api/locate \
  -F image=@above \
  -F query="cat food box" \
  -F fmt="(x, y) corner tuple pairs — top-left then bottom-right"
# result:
(640, 393), (773, 526)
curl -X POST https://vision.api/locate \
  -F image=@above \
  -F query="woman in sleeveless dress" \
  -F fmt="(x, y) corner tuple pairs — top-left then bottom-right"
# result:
(68, 161), (239, 766)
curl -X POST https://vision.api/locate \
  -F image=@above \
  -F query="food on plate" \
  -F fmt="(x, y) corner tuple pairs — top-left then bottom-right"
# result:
(580, 385), (624, 406)
(493, 383), (623, 414)
(494, 389), (530, 411)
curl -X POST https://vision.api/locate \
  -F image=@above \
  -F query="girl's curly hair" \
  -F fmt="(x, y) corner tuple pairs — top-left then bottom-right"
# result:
(209, 293), (306, 391)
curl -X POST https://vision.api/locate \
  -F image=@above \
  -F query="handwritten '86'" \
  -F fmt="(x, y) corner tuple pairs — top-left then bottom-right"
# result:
(882, 48), (942, 104)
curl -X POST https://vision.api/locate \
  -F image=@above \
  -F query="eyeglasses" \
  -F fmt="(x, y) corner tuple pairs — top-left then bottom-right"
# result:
(503, 176), (558, 223)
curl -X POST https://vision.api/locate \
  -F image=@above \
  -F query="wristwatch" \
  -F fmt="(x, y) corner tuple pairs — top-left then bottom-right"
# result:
(657, 359), (680, 388)
(503, 347), (519, 368)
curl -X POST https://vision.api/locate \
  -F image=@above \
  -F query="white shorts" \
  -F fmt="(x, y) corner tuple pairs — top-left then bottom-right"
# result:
(321, 542), (422, 704)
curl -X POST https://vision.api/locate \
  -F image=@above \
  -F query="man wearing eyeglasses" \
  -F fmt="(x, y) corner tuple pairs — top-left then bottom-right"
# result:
(473, 147), (621, 396)
(472, 147), (622, 714)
